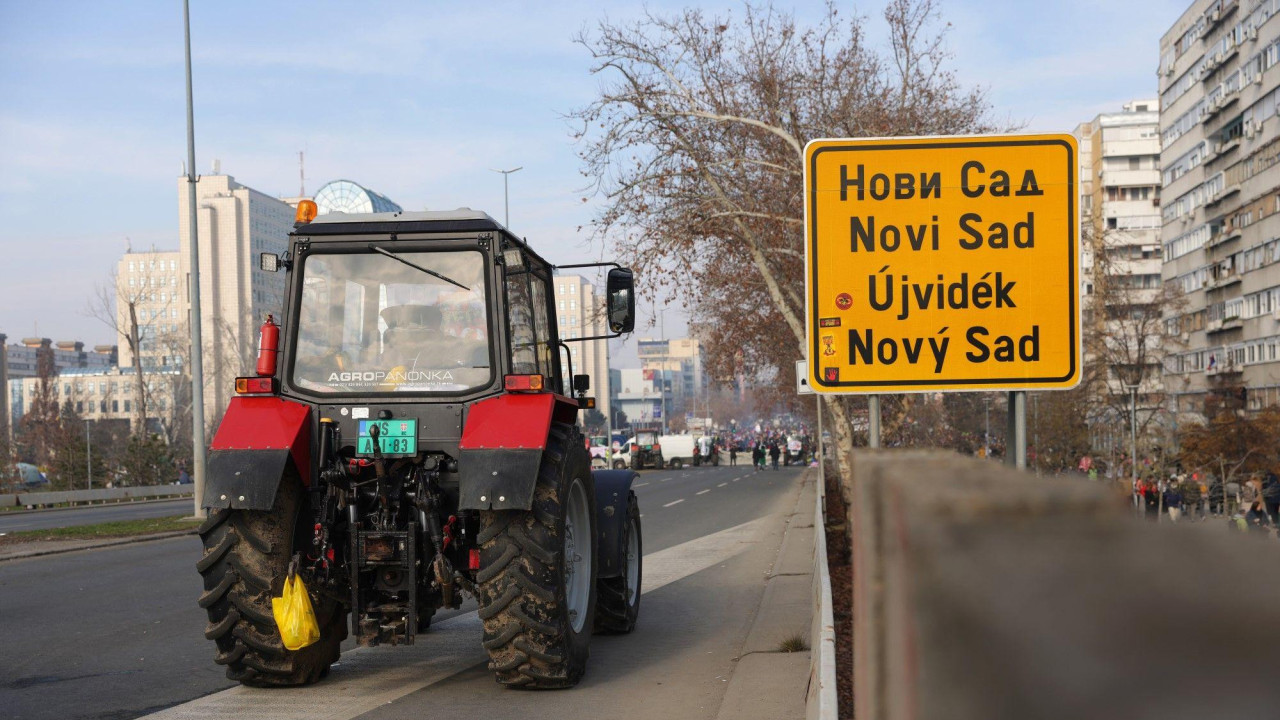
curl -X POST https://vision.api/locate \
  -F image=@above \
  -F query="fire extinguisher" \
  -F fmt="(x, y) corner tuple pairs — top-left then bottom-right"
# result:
(256, 314), (279, 377)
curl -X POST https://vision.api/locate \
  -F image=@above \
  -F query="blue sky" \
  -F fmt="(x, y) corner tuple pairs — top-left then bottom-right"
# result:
(0, 0), (1187, 364)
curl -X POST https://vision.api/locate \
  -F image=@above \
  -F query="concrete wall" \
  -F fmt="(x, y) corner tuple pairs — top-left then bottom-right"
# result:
(848, 449), (1280, 720)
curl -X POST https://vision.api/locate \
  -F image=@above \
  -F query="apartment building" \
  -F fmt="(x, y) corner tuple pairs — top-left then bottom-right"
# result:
(176, 169), (293, 426)
(552, 274), (610, 425)
(1160, 0), (1280, 415)
(1074, 102), (1166, 421)
(2, 337), (116, 440)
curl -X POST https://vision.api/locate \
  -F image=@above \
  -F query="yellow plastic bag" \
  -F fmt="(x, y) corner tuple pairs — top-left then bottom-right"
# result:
(271, 567), (320, 650)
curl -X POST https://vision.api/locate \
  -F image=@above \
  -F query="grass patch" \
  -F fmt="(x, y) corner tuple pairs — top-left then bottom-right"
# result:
(0, 515), (196, 546)
(778, 632), (809, 653)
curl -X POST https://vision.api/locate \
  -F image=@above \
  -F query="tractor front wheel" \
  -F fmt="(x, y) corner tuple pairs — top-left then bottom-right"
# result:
(477, 423), (598, 688)
(594, 490), (641, 633)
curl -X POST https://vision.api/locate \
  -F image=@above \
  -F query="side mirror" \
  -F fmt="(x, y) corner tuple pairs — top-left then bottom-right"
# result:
(259, 252), (280, 272)
(606, 267), (635, 334)
(573, 374), (591, 394)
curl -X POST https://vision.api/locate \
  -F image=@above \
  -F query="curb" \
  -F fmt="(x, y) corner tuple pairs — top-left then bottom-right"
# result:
(0, 528), (199, 563)
(807, 467), (838, 720)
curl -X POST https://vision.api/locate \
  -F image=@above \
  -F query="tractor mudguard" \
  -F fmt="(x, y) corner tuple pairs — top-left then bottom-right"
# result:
(592, 469), (638, 579)
(202, 396), (312, 511)
(456, 393), (579, 511)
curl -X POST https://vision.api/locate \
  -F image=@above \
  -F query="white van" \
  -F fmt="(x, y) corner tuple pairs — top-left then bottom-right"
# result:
(659, 434), (697, 469)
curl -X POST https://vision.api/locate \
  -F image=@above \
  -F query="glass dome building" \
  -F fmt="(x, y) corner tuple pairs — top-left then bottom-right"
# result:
(313, 179), (403, 215)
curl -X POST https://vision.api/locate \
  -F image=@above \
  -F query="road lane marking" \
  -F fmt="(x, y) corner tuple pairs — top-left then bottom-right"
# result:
(634, 482), (650, 488)
(659, 478), (670, 482)
(717, 483), (728, 488)
(142, 516), (771, 720)
(695, 489), (710, 496)
(662, 499), (685, 507)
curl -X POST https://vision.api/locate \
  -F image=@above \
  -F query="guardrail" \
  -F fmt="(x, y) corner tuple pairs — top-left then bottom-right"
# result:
(848, 449), (1280, 720)
(806, 468), (837, 720)
(0, 484), (193, 509)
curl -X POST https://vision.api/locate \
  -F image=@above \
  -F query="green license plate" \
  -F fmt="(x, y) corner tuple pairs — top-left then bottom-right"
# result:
(357, 419), (418, 456)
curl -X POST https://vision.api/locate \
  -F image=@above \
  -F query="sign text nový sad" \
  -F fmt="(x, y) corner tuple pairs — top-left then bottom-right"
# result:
(804, 135), (1080, 394)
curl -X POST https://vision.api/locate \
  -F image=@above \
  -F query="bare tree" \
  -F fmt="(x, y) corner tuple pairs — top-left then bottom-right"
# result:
(85, 269), (176, 435)
(574, 0), (1004, 475)
(1082, 226), (1186, 473)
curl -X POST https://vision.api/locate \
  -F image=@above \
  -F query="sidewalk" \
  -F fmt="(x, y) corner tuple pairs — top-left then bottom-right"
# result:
(716, 468), (817, 720)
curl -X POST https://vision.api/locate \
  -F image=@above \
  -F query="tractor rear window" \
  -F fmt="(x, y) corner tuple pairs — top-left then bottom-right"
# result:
(290, 250), (492, 394)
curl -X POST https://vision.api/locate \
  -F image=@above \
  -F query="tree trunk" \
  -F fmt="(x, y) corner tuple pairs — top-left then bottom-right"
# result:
(128, 301), (148, 435)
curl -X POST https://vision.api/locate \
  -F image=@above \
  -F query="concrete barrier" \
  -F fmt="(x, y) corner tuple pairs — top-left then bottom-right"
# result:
(849, 449), (1280, 720)
(806, 469), (838, 720)
(7, 485), (192, 508)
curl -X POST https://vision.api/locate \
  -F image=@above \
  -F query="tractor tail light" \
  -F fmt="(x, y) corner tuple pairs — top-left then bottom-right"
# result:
(631, 444), (639, 452)
(504, 374), (544, 392)
(469, 549), (481, 571)
(235, 376), (276, 394)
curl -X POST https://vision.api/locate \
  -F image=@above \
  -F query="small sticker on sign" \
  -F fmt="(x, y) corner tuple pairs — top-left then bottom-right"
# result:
(824, 368), (839, 382)
(835, 293), (853, 310)
(819, 317), (841, 328)
(351, 407), (370, 419)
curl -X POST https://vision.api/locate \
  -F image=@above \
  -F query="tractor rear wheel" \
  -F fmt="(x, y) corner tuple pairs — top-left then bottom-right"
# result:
(594, 490), (641, 633)
(477, 423), (598, 688)
(197, 473), (347, 686)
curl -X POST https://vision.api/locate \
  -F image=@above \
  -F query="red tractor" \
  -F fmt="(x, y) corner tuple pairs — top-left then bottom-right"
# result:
(197, 203), (641, 689)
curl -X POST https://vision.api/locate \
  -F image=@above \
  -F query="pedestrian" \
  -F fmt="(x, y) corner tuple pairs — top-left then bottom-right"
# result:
(1179, 475), (1200, 521)
(1262, 472), (1280, 527)
(1164, 481), (1183, 523)
(752, 444), (763, 471)
(1242, 476), (1270, 531)
(729, 445), (737, 466)
(1142, 478), (1160, 520)
(769, 442), (781, 471)
(1224, 475), (1241, 516)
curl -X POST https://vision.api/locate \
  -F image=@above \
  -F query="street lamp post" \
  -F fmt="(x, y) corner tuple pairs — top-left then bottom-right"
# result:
(491, 167), (522, 227)
(184, 0), (209, 518)
(85, 419), (91, 490)
(1125, 381), (1140, 510)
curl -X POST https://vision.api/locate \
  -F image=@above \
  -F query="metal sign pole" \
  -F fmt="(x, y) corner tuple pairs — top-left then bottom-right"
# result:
(1005, 391), (1027, 470)
(868, 394), (881, 449)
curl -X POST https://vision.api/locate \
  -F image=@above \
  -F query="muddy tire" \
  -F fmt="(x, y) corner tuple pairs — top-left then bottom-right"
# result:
(670, 457), (683, 470)
(477, 422), (598, 688)
(613, 459), (626, 470)
(594, 491), (641, 634)
(197, 474), (347, 686)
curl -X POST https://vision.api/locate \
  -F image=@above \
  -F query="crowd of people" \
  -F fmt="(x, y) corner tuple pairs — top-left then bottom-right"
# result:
(721, 426), (818, 471)
(1133, 471), (1280, 534)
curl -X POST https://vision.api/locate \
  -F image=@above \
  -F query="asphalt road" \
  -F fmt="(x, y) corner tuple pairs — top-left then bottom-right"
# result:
(0, 499), (195, 534)
(0, 463), (804, 720)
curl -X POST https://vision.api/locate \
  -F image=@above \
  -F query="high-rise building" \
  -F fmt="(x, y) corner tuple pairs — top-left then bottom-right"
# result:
(552, 274), (610, 425)
(1160, 0), (1280, 415)
(116, 249), (184, 370)
(1075, 101), (1166, 416)
(637, 337), (704, 420)
(177, 170), (293, 426)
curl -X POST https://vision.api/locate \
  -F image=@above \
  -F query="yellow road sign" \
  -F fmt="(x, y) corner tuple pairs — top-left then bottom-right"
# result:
(804, 134), (1079, 393)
